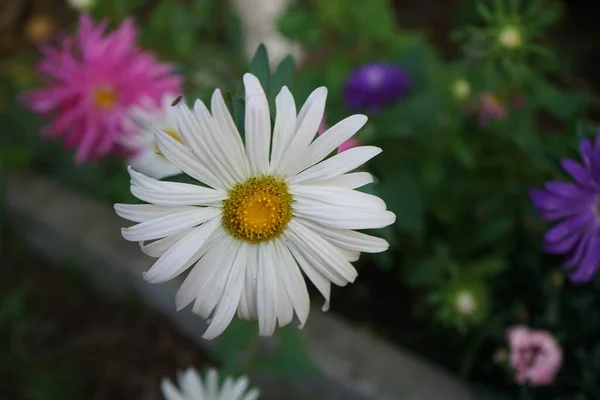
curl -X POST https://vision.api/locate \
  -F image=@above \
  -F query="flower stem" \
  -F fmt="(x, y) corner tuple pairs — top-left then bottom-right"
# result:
(237, 331), (261, 375)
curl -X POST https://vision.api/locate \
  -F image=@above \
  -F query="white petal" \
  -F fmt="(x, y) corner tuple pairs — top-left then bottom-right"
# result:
(128, 166), (222, 195)
(295, 218), (389, 253)
(257, 242), (278, 336)
(285, 238), (331, 312)
(242, 389), (261, 400)
(297, 87), (326, 129)
(114, 204), (194, 223)
(228, 377), (251, 400)
(276, 279), (294, 328)
(202, 241), (247, 340)
(270, 86), (297, 173)
(180, 369), (204, 400)
(205, 369), (219, 398)
(286, 220), (357, 284)
(192, 238), (240, 319)
(290, 146), (382, 185)
(175, 232), (230, 310)
(310, 172), (374, 189)
(220, 377), (235, 399)
(339, 247), (360, 262)
(291, 185), (386, 210)
(175, 103), (236, 187)
(121, 207), (221, 242)
(290, 114), (367, 175)
(211, 89), (251, 180)
(293, 200), (396, 230)
(140, 228), (193, 257)
(128, 151), (181, 180)
(160, 379), (185, 400)
(154, 127), (226, 190)
(143, 218), (220, 283)
(273, 239), (310, 328)
(277, 87), (327, 176)
(243, 73), (271, 175)
(243, 244), (259, 319)
(193, 99), (245, 183)
(237, 287), (252, 321)
(131, 186), (225, 207)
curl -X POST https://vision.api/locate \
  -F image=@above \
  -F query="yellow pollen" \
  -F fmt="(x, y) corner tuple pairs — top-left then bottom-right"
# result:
(92, 86), (117, 109)
(222, 176), (293, 243)
(155, 128), (183, 153)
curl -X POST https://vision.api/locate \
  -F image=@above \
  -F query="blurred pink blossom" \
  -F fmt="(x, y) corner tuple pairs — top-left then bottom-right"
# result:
(507, 325), (562, 386)
(318, 116), (361, 153)
(478, 92), (508, 125)
(21, 14), (181, 163)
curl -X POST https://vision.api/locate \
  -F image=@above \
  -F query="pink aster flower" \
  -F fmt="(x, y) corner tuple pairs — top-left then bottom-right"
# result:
(507, 325), (562, 386)
(21, 14), (181, 163)
(318, 115), (361, 153)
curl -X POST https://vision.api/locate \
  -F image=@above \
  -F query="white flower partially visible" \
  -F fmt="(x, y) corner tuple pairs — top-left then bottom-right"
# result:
(161, 368), (259, 400)
(119, 94), (182, 180)
(114, 73), (396, 340)
(67, 0), (95, 11)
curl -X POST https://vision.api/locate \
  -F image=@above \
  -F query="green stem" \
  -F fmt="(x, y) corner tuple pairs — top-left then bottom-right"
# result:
(519, 383), (531, 400)
(458, 311), (510, 379)
(237, 331), (261, 375)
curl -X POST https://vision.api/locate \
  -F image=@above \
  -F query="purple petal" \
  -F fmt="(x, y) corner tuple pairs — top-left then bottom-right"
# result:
(544, 229), (582, 254)
(568, 232), (600, 283)
(544, 181), (592, 199)
(530, 188), (594, 215)
(544, 212), (594, 243)
(561, 159), (593, 189)
(565, 229), (594, 269)
(580, 139), (594, 168)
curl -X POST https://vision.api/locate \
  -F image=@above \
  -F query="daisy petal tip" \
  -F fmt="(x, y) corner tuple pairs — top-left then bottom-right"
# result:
(354, 113), (369, 125)
(243, 73), (265, 94)
(321, 302), (330, 312)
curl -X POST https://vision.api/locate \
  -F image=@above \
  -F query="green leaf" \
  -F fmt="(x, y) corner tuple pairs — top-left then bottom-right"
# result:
(252, 327), (320, 376)
(376, 172), (425, 234)
(466, 258), (508, 279)
(268, 55), (295, 112)
(249, 44), (271, 95)
(450, 135), (476, 169)
(234, 98), (246, 139)
(472, 217), (513, 248)
(213, 318), (256, 375)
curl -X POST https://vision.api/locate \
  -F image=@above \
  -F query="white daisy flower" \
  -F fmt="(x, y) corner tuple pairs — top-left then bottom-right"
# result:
(119, 94), (182, 180)
(161, 368), (259, 400)
(114, 73), (396, 340)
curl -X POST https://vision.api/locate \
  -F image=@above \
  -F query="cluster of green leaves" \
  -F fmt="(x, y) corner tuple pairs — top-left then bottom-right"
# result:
(454, 0), (563, 84)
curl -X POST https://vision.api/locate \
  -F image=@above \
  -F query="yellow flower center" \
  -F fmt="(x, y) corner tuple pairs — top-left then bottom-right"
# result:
(92, 85), (117, 109)
(154, 128), (183, 153)
(222, 176), (293, 243)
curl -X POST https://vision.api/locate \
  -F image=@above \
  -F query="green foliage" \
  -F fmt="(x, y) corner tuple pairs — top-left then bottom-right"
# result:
(215, 318), (319, 377)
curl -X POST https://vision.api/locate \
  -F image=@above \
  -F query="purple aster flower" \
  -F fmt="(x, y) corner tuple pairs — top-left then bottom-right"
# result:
(343, 62), (411, 112)
(530, 136), (600, 283)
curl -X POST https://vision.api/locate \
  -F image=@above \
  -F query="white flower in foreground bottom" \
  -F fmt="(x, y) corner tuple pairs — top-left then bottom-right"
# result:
(114, 73), (396, 340)
(119, 94), (182, 179)
(161, 368), (259, 400)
